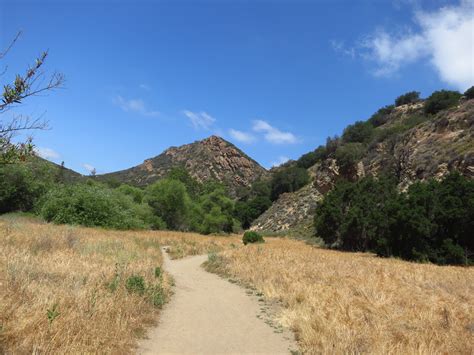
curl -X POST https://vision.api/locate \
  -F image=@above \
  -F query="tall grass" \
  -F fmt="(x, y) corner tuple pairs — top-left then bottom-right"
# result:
(205, 239), (474, 354)
(0, 214), (238, 353)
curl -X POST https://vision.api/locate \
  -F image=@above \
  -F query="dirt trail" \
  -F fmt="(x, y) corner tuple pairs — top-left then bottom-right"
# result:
(138, 249), (295, 355)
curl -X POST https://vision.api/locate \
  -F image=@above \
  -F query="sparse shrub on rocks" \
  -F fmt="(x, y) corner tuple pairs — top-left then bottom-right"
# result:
(242, 231), (264, 245)
(424, 90), (461, 115)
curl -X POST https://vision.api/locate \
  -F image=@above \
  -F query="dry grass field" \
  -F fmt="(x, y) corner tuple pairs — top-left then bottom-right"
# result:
(205, 238), (474, 354)
(0, 214), (238, 353)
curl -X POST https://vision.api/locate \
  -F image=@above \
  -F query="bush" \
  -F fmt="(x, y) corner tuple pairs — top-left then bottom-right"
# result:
(117, 184), (144, 204)
(464, 86), (474, 100)
(270, 166), (310, 201)
(0, 162), (54, 213)
(342, 121), (374, 144)
(146, 179), (191, 230)
(125, 275), (145, 295)
(424, 90), (461, 115)
(368, 105), (394, 127)
(38, 182), (150, 229)
(335, 143), (366, 177)
(395, 91), (420, 107)
(243, 231), (264, 245)
(314, 173), (473, 265)
(296, 146), (328, 169)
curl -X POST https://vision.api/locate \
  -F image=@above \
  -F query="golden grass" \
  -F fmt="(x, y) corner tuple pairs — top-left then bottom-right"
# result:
(0, 215), (238, 353)
(205, 238), (474, 354)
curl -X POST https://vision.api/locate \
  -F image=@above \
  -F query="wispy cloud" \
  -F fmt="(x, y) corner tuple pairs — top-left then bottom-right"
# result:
(82, 164), (95, 174)
(330, 40), (356, 58)
(182, 110), (216, 130)
(228, 129), (256, 143)
(113, 95), (159, 117)
(252, 120), (298, 144)
(139, 84), (151, 91)
(35, 147), (60, 161)
(334, 0), (474, 90)
(271, 156), (290, 167)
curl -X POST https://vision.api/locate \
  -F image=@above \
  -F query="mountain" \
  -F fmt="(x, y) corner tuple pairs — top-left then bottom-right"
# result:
(99, 135), (268, 196)
(252, 97), (474, 236)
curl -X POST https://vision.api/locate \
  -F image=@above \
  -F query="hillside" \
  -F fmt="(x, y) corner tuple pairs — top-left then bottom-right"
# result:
(252, 98), (474, 235)
(99, 136), (268, 196)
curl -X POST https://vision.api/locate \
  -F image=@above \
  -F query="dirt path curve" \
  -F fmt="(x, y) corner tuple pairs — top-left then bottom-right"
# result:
(138, 249), (295, 355)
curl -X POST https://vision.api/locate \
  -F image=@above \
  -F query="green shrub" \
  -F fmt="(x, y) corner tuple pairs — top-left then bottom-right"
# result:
(146, 179), (191, 230)
(243, 231), (264, 245)
(147, 284), (165, 308)
(342, 121), (374, 144)
(314, 173), (473, 265)
(38, 183), (150, 229)
(270, 166), (310, 201)
(125, 275), (145, 295)
(296, 146), (327, 169)
(424, 90), (461, 115)
(117, 184), (144, 203)
(154, 266), (162, 278)
(464, 86), (474, 100)
(335, 143), (366, 177)
(395, 91), (420, 107)
(368, 105), (394, 127)
(0, 162), (54, 213)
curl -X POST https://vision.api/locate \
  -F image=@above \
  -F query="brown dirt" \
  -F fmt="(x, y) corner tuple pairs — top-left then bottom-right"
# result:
(138, 249), (296, 354)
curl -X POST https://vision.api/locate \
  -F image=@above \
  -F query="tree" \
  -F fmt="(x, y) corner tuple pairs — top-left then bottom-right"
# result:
(424, 90), (461, 115)
(464, 86), (474, 100)
(342, 121), (374, 144)
(395, 91), (420, 107)
(0, 31), (64, 164)
(335, 143), (366, 178)
(146, 179), (191, 230)
(270, 166), (310, 201)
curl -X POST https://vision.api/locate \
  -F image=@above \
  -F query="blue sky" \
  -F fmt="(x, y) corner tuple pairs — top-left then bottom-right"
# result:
(1, 0), (473, 173)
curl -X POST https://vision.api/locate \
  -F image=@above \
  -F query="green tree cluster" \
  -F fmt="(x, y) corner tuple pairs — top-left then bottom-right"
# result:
(314, 173), (473, 265)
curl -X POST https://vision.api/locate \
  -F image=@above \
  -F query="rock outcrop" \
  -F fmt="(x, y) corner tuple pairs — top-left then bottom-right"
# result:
(99, 136), (268, 196)
(252, 99), (474, 233)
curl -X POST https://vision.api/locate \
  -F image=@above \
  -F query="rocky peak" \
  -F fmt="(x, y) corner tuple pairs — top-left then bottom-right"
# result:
(99, 136), (268, 197)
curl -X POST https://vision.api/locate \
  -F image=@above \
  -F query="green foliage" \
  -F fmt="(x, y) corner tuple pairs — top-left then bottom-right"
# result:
(335, 143), (366, 177)
(46, 303), (60, 325)
(125, 275), (146, 295)
(315, 173), (473, 265)
(154, 266), (162, 278)
(342, 121), (374, 144)
(424, 90), (461, 115)
(198, 186), (235, 234)
(395, 91), (420, 107)
(270, 166), (310, 201)
(368, 105), (394, 127)
(147, 284), (165, 308)
(38, 182), (151, 229)
(296, 146), (327, 169)
(166, 167), (202, 198)
(117, 184), (144, 204)
(234, 196), (272, 229)
(243, 231), (264, 245)
(464, 86), (474, 100)
(146, 179), (190, 230)
(0, 162), (54, 213)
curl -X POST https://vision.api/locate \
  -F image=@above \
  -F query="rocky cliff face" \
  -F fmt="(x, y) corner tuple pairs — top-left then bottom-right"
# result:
(252, 99), (474, 234)
(100, 136), (268, 196)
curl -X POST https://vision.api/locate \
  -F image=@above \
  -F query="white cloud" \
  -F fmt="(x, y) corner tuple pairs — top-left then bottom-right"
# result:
(252, 119), (298, 144)
(113, 95), (159, 117)
(182, 110), (216, 130)
(139, 84), (151, 91)
(35, 147), (60, 161)
(359, 0), (474, 90)
(330, 39), (356, 58)
(228, 129), (256, 143)
(82, 164), (95, 174)
(271, 156), (290, 167)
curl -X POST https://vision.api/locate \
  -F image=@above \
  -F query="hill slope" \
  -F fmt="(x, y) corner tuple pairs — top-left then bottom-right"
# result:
(99, 136), (268, 196)
(252, 98), (474, 235)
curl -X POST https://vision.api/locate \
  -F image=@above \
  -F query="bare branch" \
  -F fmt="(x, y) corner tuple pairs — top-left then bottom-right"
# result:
(0, 31), (21, 60)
